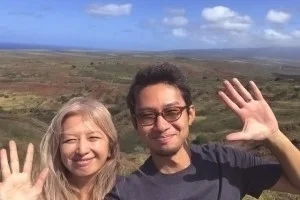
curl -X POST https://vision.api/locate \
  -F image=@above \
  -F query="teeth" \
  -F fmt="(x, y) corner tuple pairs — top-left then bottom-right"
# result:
(160, 135), (171, 138)
(74, 158), (93, 163)
(77, 160), (88, 163)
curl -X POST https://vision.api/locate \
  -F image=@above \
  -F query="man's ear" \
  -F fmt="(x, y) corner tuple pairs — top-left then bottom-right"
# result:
(188, 105), (195, 126)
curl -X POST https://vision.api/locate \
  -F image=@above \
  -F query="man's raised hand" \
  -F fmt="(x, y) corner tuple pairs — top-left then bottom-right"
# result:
(218, 78), (279, 141)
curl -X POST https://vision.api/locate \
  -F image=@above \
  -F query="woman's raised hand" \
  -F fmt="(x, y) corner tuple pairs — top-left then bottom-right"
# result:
(0, 141), (48, 200)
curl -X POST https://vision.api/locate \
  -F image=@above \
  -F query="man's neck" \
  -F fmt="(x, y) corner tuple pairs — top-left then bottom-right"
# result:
(151, 144), (191, 174)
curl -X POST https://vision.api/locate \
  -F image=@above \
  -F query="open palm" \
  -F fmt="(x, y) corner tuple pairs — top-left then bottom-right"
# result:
(218, 78), (279, 141)
(0, 141), (48, 200)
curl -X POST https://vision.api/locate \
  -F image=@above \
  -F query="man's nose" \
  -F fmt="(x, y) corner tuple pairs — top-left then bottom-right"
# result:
(153, 115), (170, 132)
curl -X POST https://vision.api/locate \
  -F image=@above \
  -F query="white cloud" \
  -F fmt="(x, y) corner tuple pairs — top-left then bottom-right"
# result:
(202, 6), (234, 22)
(172, 28), (187, 37)
(166, 8), (186, 15)
(266, 10), (290, 23)
(163, 16), (188, 26)
(201, 6), (252, 32)
(86, 3), (132, 16)
(291, 30), (300, 37)
(202, 6), (252, 23)
(202, 21), (251, 32)
(201, 36), (217, 45)
(264, 29), (291, 40)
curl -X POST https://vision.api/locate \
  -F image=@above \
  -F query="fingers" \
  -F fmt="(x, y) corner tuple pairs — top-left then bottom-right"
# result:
(33, 168), (49, 194)
(9, 141), (20, 173)
(218, 91), (240, 116)
(218, 78), (261, 119)
(226, 131), (251, 141)
(232, 78), (253, 102)
(221, 78), (261, 107)
(23, 143), (34, 174)
(249, 81), (264, 100)
(0, 149), (11, 180)
(223, 80), (246, 108)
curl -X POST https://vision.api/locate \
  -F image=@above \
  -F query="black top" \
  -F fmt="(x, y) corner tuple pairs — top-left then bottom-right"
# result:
(107, 143), (281, 200)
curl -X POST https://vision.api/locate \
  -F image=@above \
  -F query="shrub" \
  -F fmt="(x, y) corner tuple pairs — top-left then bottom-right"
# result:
(192, 135), (209, 145)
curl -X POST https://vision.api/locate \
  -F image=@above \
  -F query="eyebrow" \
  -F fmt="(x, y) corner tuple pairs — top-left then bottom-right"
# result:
(61, 131), (103, 136)
(137, 102), (181, 112)
(164, 102), (181, 108)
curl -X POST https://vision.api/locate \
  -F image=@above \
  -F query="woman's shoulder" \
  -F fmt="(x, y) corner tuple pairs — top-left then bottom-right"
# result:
(116, 175), (125, 183)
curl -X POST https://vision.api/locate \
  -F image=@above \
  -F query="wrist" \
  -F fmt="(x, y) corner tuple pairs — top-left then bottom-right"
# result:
(263, 129), (283, 147)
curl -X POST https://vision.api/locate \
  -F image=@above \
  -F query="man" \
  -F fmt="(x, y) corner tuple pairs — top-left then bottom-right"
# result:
(107, 63), (300, 199)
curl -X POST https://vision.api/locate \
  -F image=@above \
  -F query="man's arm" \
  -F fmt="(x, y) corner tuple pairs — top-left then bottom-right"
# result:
(266, 131), (300, 193)
(270, 174), (300, 194)
(218, 78), (300, 193)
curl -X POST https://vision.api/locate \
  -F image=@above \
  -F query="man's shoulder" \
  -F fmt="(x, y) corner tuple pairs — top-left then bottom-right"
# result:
(191, 142), (234, 153)
(108, 166), (152, 199)
(190, 143), (228, 159)
(117, 169), (145, 184)
(190, 142), (222, 152)
(190, 142), (252, 165)
(115, 158), (153, 189)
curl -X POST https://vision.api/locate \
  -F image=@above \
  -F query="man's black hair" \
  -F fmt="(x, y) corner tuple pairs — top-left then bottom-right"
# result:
(126, 63), (192, 118)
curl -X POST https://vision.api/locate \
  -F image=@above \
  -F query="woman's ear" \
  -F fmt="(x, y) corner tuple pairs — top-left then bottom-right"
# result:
(131, 116), (137, 129)
(188, 105), (195, 126)
(107, 146), (112, 159)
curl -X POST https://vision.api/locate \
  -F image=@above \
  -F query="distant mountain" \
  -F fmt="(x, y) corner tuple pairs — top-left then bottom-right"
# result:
(0, 42), (113, 52)
(163, 47), (300, 61)
(1, 42), (299, 61)
(0, 42), (102, 51)
(0, 42), (70, 50)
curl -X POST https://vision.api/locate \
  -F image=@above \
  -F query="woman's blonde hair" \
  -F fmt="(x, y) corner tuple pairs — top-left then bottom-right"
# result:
(39, 97), (120, 200)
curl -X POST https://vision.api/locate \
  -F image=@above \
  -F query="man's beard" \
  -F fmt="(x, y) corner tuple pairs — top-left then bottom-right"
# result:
(152, 144), (182, 157)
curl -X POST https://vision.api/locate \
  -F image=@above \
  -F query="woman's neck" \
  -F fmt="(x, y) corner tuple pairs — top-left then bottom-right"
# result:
(69, 175), (95, 200)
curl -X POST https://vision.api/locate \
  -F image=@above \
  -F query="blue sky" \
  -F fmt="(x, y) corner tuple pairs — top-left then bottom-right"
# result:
(1, 0), (300, 50)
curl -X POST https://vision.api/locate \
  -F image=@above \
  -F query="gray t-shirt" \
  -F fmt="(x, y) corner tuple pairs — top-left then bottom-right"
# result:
(107, 143), (281, 200)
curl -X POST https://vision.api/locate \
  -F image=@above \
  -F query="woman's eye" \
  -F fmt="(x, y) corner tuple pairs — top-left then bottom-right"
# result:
(89, 136), (101, 141)
(63, 139), (77, 144)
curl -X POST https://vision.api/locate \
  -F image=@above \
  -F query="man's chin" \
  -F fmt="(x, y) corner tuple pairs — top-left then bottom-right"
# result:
(152, 145), (182, 157)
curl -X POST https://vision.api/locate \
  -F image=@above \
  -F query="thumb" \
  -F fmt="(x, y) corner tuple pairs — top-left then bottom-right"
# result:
(226, 131), (251, 141)
(33, 168), (49, 194)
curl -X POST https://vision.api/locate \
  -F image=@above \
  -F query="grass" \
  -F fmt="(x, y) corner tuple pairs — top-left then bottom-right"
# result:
(0, 114), (46, 165)
(0, 115), (45, 141)
(0, 93), (45, 111)
(77, 63), (139, 84)
(244, 191), (300, 200)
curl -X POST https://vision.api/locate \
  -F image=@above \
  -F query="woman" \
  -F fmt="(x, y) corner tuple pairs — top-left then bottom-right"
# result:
(0, 97), (120, 200)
